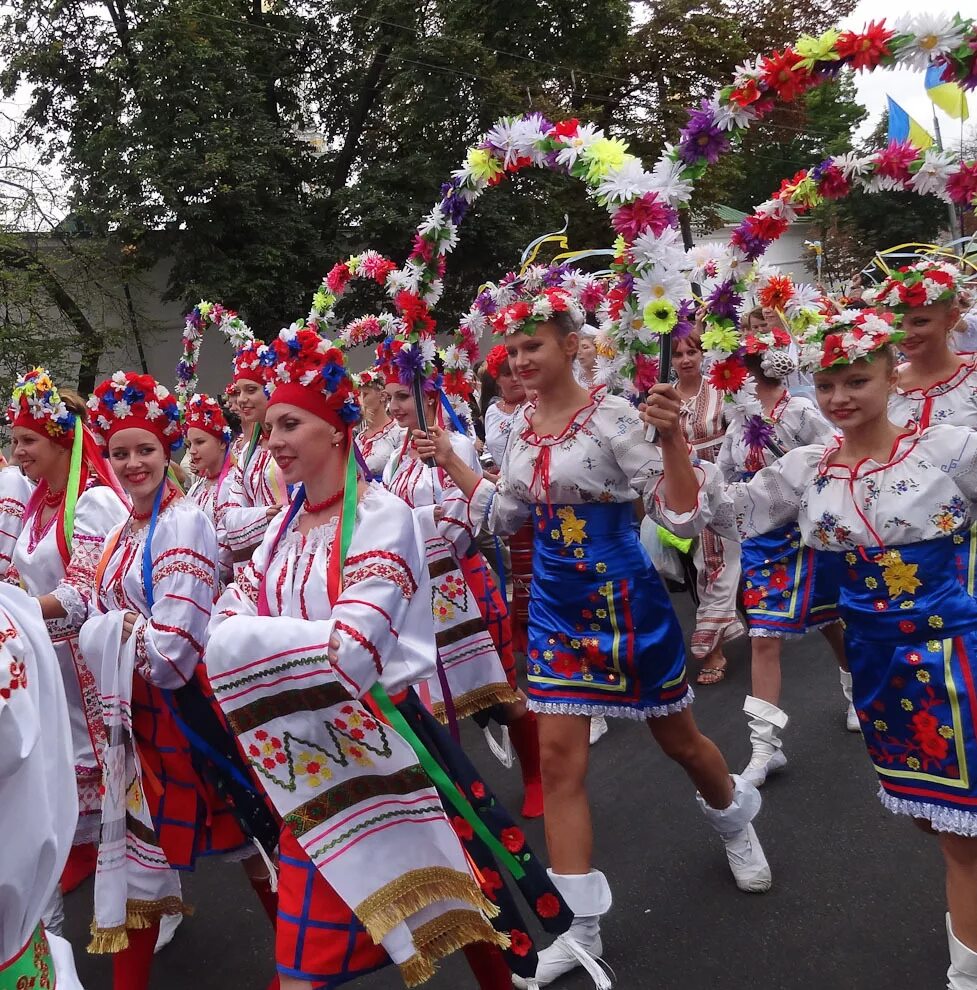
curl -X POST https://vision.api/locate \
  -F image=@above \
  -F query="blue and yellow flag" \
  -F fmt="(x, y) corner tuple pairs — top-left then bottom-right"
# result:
(887, 96), (935, 150)
(925, 65), (969, 121)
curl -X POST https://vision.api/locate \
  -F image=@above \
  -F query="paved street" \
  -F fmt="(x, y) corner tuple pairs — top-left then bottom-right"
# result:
(65, 592), (950, 989)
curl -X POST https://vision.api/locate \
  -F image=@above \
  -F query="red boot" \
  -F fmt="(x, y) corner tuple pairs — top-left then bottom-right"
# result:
(463, 942), (511, 989)
(508, 710), (544, 819)
(112, 921), (159, 990)
(60, 842), (97, 893)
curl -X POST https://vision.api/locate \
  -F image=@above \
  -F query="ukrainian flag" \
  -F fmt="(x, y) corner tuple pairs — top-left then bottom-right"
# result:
(887, 97), (934, 150)
(925, 65), (969, 121)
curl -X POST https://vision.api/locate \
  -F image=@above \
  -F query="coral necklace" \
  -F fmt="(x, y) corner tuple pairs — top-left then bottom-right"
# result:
(42, 486), (65, 507)
(132, 487), (178, 522)
(304, 489), (343, 513)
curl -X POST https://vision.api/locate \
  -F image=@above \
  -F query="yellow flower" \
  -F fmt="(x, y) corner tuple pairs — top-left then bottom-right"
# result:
(901, 698), (914, 711)
(917, 670), (931, 684)
(794, 29), (841, 70)
(596, 562), (607, 574)
(347, 254), (363, 273)
(873, 720), (888, 732)
(643, 299), (677, 335)
(550, 529), (561, 540)
(557, 507), (587, 546)
(543, 650), (554, 661)
(907, 756), (921, 770)
(954, 534), (965, 544)
(928, 640), (941, 652)
(571, 639), (581, 649)
(939, 725), (955, 740)
(900, 600), (915, 609)
(196, 300), (213, 318)
(700, 324), (740, 353)
(596, 609), (607, 619)
(574, 548), (584, 558)
(466, 148), (504, 183)
(312, 289), (335, 314)
(845, 552), (857, 565)
(928, 615), (944, 629)
(580, 138), (630, 182)
(880, 551), (922, 598)
(865, 577), (878, 590)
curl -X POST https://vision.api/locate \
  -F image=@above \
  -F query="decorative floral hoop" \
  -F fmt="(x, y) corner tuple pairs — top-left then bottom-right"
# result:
(176, 301), (255, 410)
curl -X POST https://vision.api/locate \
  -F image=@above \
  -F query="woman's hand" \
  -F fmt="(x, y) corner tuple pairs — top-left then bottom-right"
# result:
(639, 384), (684, 441)
(412, 426), (453, 466)
(327, 631), (342, 665)
(266, 505), (283, 521)
(121, 611), (139, 643)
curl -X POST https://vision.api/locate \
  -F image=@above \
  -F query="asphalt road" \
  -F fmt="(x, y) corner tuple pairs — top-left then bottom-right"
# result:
(64, 590), (950, 989)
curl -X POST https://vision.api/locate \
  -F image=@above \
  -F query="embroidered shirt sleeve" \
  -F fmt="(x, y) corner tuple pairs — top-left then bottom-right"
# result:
(53, 535), (104, 628)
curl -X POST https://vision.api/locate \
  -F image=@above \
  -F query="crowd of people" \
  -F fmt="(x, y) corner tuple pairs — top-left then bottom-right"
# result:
(2, 253), (977, 990)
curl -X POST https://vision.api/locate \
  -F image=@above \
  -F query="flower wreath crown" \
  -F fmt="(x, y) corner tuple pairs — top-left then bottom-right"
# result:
(184, 393), (233, 445)
(875, 260), (968, 312)
(88, 372), (184, 450)
(7, 367), (76, 440)
(177, 301), (254, 409)
(797, 308), (904, 373)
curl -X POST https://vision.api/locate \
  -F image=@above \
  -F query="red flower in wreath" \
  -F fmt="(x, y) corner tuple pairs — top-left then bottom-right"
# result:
(501, 827), (525, 853)
(509, 929), (532, 957)
(536, 893), (562, 919)
(470, 781), (486, 800)
(708, 357), (748, 393)
(451, 817), (474, 842)
(836, 21), (895, 72)
(760, 48), (811, 102)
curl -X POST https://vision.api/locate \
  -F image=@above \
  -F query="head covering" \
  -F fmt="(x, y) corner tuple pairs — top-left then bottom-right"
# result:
(183, 393), (232, 445)
(232, 341), (271, 386)
(88, 372), (184, 453)
(491, 286), (585, 337)
(579, 323), (600, 338)
(798, 308), (903, 373)
(743, 322), (796, 377)
(875, 260), (966, 313)
(484, 344), (510, 380)
(7, 367), (77, 449)
(354, 369), (384, 391)
(264, 323), (362, 434)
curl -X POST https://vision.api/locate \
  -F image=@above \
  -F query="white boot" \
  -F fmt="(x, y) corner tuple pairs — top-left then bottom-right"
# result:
(698, 775), (772, 894)
(839, 670), (861, 733)
(589, 716), (609, 746)
(947, 914), (977, 989)
(741, 696), (788, 787)
(511, 869), (614, 989)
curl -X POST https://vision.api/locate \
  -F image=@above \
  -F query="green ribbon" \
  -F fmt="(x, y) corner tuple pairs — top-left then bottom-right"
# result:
(243, 422), (261, 468)
(333, 442), (525, 880)
(657, 524), (693, 555)
(1, 923), (54, 989)
(61, 421), (84, 552)
(368, 683), (526, 880)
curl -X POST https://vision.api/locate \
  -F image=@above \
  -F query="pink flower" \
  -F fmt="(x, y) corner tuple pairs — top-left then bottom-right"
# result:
(947, 162), (977, 207)
(873, 141), (919, 185)
(610, 192), (677, 242)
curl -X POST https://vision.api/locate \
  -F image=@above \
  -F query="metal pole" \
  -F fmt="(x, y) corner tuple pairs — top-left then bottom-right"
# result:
(933, 109), (962, 241)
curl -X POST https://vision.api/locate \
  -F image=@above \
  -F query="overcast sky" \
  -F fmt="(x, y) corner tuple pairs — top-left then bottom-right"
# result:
(841, 1), (974, 147)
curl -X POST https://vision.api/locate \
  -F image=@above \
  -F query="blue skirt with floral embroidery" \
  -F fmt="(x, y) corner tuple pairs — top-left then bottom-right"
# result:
(840, 535), (977, 835)
(741, 522), (841, 637)
(525, 502), (690, 720)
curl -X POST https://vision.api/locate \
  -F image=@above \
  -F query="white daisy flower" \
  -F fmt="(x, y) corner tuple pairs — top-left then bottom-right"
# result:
(460, 308), (489, 337)
(555, 122), (604, 170)
(596, 156), (655, 203)
(417, 206), (447, 237)
(894, 14), (966, 71)
(114, 399), (132, 419)
(631, 226), (685, 268)
(418, 338), (437, 365)
(909, 150), (956, 200)
(145, 401), (162, 420)
(521, 265), (549, 291)
(111, 371), (128, 387)
(442, 345), (471, 371)
(835, 152), (874, 180)
(786, 283), (822, 316)
(647, 152), (694, 206)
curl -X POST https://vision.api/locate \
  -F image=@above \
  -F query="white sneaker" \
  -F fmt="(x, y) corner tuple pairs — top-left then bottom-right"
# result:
(511, 932), (612, 989)
(741, 748), (787, 788)
(589, 716), (608, 746)
(846, 703), (860, 733)
(722, 823), (772, 894)
(154, 912), (183, 953)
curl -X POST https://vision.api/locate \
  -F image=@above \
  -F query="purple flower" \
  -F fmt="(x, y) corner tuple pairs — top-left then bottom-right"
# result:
(525, 111), (554, 135)
(731, 222), (769, 261)
(743, 414), (775, 451)
(810, 159), (834, 181)
(438, 185), (469, 225)
(677, 101), (730, 165)
(706, 280), (742, 320)
(394, 343), (427, 384)
(672, 299), (695, 340)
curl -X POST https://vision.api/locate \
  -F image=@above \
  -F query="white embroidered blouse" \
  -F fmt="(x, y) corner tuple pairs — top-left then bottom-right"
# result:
(888, 358), (977, 431)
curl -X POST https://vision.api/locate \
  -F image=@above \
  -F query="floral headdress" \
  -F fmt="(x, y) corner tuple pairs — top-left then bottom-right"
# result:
(484, 344), (510, 380)
(7, 367), (77, 449)
(875, 260), (967, 312)
(88, 372), (184, 453)
(264, 324), (362, 433)
(354, 369), (384, 391)
(797, 308), (904, 373)
(232, 341), (271, 388)
(183, 393), (232, 445)
(491, 285), (586, 337)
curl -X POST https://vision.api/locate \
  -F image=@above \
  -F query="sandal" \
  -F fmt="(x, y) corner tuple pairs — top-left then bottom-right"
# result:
(696, 662), (727, 686)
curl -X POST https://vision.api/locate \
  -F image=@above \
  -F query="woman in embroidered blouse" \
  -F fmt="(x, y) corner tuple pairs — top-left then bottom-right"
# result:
(379, 346), (543, 821)
(354, 369), (402, 478)
(223, 342), (287, 566)
(206, 325), (570, 990)
(7, 368), (129, 892)
(716, 335), (853, 789)
(415, 282), (771, 990)
(653, 308), (977, 990)
(80, 372), (276, 990)
(183, 393), (235, 587)
(0, 461), (33, 581)
(672, 328), (744, 685)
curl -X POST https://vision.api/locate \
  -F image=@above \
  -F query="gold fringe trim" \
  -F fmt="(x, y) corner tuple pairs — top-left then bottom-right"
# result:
(87, 898), (192, 954)
(355, 866), (499, 944)
(431, 683), (518, 723)
(399, 909), (510, 987)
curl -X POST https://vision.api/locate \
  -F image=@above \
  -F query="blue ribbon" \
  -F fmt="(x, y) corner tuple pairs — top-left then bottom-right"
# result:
(438, 389), (468, 435)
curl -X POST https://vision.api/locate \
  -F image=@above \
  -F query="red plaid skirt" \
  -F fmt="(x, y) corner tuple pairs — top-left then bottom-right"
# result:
(459, 552), (517, 689)
(131, 673), (247, 869)
(276, 826), (390, 985)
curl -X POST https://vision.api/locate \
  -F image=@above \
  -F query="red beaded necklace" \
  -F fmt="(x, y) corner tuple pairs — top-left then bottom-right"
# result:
(42, 486), (65, 508)
(132, 487), (178, 522)
(304, 489), (343, 514)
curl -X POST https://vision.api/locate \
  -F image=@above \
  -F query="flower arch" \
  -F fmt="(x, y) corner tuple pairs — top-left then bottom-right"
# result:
(175, 301), (255, 410)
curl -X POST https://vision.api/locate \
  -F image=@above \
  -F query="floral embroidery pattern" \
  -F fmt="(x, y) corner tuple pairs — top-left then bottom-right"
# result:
(0, 657), (27, 700)
(555, 506), (587, 546)
(878, 549), (922, 599)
